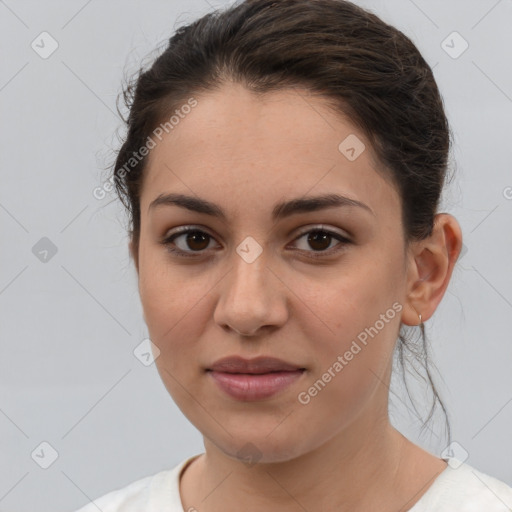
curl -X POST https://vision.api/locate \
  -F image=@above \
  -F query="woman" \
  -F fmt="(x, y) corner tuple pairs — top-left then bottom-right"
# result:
(76, 0), (512, 510)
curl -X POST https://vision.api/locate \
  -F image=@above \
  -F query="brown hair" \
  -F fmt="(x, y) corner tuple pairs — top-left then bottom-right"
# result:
(109, 0), (453, 446)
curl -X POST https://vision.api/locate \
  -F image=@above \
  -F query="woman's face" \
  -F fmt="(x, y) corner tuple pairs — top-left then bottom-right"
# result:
(133, 82), (412, 463)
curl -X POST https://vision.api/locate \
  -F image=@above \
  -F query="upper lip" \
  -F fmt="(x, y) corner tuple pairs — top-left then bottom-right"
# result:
(207, 356), (305, 374)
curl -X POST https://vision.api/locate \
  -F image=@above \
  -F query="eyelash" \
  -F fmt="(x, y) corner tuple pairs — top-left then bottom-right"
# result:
(160, 225), (352, 260)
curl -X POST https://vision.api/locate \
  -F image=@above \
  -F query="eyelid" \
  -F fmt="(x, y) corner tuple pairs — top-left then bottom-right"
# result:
(292, 224), (351, 241)
(162, 224), (215, 239)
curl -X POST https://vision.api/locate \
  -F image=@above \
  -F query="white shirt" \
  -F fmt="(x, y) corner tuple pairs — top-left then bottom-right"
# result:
(73, 455), (512, 511)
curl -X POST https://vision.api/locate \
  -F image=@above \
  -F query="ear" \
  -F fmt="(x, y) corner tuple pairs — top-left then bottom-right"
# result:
(401, 213), (463, 326)
(129, 237), (139, 274)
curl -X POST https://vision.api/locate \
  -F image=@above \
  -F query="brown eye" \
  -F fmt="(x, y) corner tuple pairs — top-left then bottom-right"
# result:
(306, 231), (333, 251)
(291, 228), (351, 258)
(182, 230), (211, 251)
(161, 227), (218, 257)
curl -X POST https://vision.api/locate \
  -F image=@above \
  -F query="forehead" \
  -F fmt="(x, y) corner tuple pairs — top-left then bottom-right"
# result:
(140, 82), (400, 222)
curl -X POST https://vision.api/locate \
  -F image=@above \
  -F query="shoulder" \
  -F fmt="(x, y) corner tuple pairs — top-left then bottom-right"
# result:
(72, 455), (199, 512)
(72, 472), (155, 512)
(413, 457), (512, 511)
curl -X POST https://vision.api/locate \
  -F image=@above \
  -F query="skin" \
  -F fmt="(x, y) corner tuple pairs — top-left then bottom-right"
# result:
(129, 82), (463, 512)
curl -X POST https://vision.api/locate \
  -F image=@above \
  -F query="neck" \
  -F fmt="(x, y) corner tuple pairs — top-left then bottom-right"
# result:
(182, 411), (413, 512)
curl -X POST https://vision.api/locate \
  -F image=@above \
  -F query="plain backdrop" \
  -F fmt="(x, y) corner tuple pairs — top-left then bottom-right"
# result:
(1, 0), (511, 510)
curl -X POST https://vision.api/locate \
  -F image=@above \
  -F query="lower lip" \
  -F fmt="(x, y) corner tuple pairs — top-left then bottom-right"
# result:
(208, 370), (305, 401)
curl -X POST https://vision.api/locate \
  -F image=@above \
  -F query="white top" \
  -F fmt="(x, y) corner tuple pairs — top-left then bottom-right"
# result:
(73, 455), (512, 511)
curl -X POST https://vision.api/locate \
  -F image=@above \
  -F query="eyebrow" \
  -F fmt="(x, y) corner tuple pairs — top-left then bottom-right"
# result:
(148, 192), (374, 221)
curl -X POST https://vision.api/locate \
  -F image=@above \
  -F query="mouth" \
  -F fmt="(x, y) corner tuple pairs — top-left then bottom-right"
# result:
(206, 356), (306, 400)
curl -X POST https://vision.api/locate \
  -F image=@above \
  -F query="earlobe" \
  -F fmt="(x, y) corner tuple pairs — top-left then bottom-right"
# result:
(402, 213), (463, 326)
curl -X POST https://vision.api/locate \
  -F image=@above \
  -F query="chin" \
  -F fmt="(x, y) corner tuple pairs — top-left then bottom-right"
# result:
(208, 430), (309, 466)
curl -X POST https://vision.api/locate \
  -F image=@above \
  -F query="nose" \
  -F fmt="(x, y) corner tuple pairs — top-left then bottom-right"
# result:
(213, 247), (288, 337)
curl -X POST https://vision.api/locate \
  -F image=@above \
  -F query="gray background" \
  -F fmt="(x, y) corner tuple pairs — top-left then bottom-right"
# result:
(1, 0), (511, 510)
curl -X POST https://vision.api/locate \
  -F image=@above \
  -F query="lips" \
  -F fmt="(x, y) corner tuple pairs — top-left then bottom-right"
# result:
(206, 356), (306, 401)
(207, 355), (305, 374)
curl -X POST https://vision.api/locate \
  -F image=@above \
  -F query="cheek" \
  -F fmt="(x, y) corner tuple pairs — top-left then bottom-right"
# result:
(294, 283), (401, 440)
(137, 248), (204, 356)
(295, 256), (403, 391)
(299, 258), (402, 342)
(138, 260), (208, 408)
